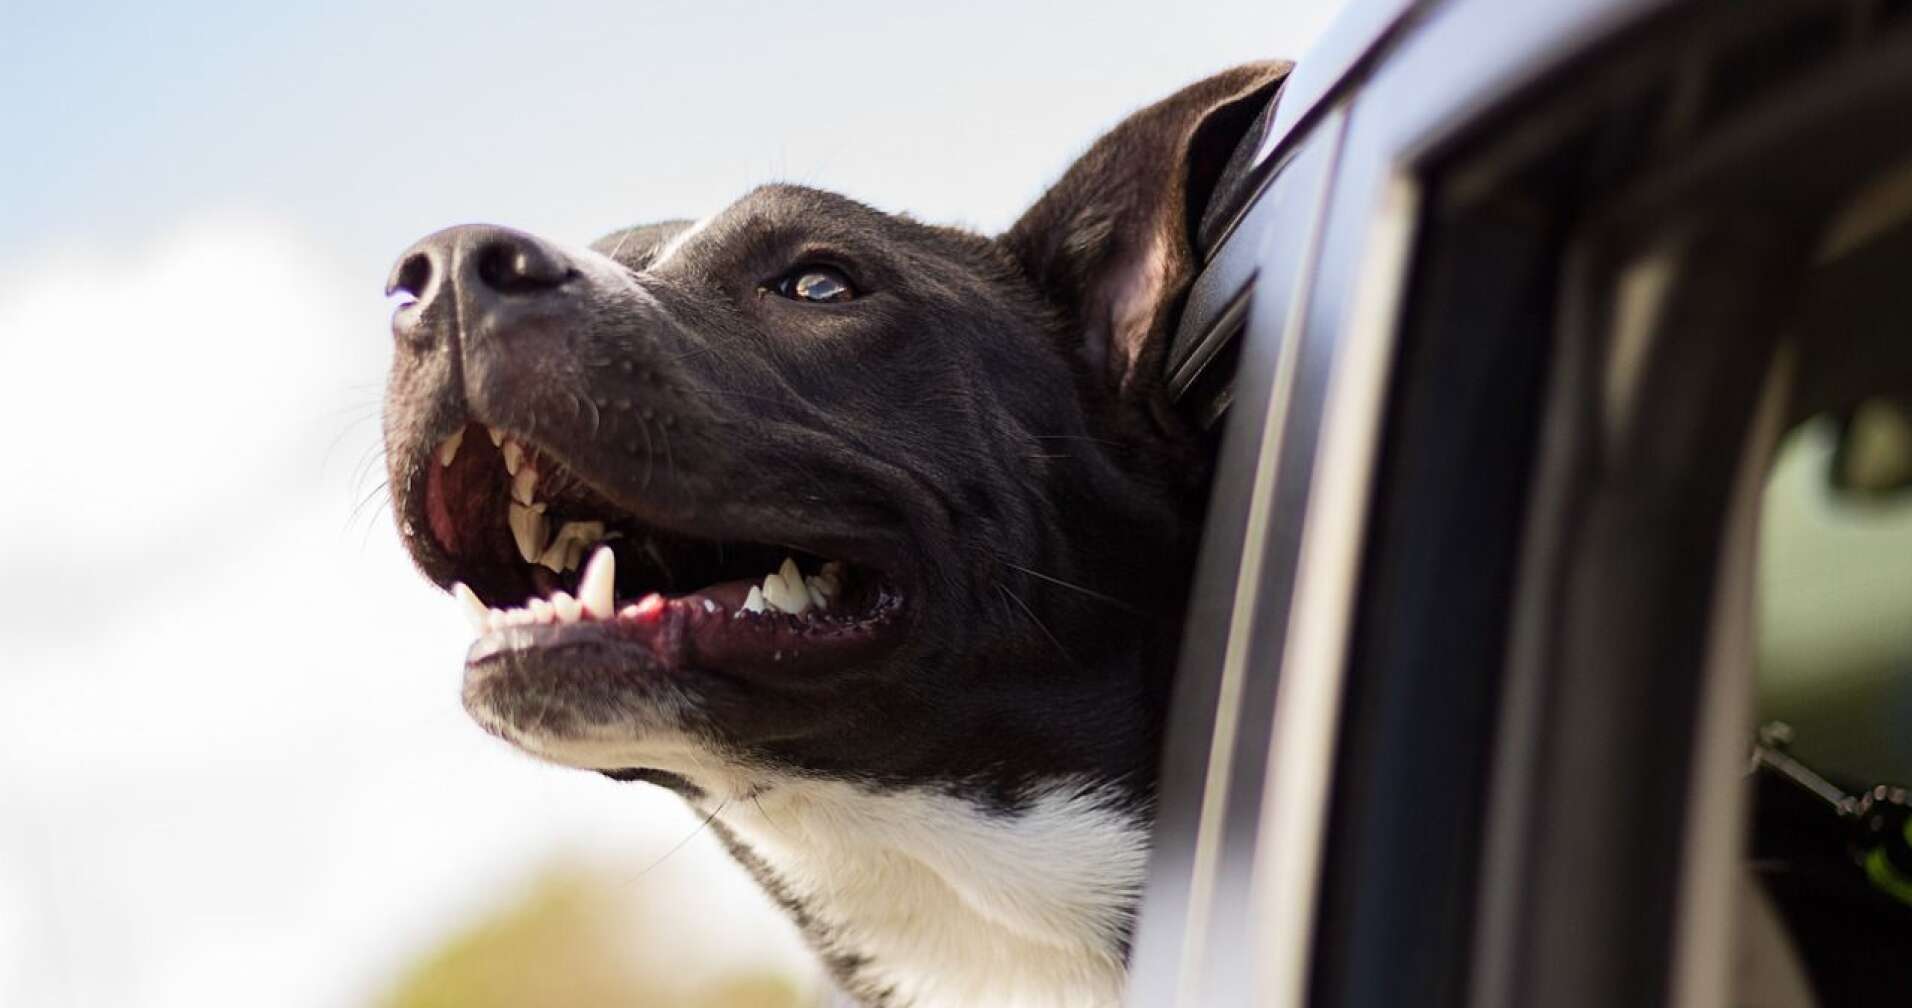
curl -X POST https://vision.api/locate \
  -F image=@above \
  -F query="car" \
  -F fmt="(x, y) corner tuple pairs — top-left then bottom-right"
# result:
(1122, 0), (1912, 1005)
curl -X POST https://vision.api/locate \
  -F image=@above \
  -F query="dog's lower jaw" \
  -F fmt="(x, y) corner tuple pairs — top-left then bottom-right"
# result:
(706, 778), (1149, 1008)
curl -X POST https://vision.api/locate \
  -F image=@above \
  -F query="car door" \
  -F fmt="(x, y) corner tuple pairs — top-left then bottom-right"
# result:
(1127, 0), (1912, 1005)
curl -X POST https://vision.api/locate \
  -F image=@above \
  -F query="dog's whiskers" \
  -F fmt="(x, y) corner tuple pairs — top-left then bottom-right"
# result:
(351, 484), (393, 551)
(995, 558), (1146, 614)
(685, 388), (792, 408)
(349, 441), (389, 494)
(1031, 433), (1120, 442)
(345, 480), (392, 536)
(750, 792), (793, 841)
(995, 582), (1079, 668)
(628, 798), (732, 884)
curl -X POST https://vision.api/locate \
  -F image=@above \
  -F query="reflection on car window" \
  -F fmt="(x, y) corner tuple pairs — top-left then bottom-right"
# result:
(1758, 402), (1912, 787)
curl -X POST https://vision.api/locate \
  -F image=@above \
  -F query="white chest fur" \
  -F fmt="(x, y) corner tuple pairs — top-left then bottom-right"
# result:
(711, 778), (1149, 1008)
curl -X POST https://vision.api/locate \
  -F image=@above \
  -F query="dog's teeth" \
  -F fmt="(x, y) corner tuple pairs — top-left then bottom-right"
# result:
(502, 439), (524, 475)
(760, 572), (789, 612)
(536, 521), (604, 573)
(451, 582), (488, 632)
(562, 520), (606, 542)
(488, 426), (506, 447)
(507, 607), (536, 627)
(805, 576), (832, 610)
(485, 608), (506, 633)
(551, 592), (582, 624)
(820, 561), (845, 581)
(511, 464), (538, 506)
(529, 598), (555, 623)
(508, 503), (549, 563)
(742, 585), (767, 613)
(762, 570), (810, 615)
(579, 547), (615, 618)
(435, 428), (465, 468)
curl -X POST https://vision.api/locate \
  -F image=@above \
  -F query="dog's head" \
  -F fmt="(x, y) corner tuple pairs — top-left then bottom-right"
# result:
(382, 64), (1288, 810)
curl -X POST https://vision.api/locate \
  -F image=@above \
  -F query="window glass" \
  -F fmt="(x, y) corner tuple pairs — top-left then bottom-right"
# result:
(1758, 401), (1912, 786)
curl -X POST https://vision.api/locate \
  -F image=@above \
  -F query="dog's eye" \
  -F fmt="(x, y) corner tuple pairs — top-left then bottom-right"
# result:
(775, 266), (856, 304)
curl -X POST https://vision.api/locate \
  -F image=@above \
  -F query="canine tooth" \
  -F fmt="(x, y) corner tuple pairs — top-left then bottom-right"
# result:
(509, 503), (548, 563)
(511, 464), (538, 505)
(529, 598), (555, 623)
(579, 547), (615, 618)
(805, 576), (832, 610)
(452, 582), (488, 632)
(502, 439), (524, 475)
(551, 592), (582, 623)
(742, 585), (767, 613)
(762, 571), (810, 615)
(488, 426), (506, 447)
(436, 428), (465, 467)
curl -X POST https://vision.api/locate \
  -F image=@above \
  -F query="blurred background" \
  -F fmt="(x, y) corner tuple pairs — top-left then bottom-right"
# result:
(0, 2), (1344, 1004)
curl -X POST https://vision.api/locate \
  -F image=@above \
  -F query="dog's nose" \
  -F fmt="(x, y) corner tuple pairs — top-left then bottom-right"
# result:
(386, 225), (573, 350)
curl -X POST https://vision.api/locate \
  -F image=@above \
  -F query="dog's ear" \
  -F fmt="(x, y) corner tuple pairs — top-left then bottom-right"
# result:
(1003, 62), (1292, 405)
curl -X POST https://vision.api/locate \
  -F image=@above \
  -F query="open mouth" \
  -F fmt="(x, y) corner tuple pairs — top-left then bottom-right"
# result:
(416, 422), (905, 673)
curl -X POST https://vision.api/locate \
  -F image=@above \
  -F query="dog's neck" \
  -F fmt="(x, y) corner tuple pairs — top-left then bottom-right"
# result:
(704, 778), (1148, 1008)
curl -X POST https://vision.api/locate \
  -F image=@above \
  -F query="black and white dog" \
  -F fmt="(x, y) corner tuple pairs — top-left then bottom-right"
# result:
(383, 63), (1290, 1007)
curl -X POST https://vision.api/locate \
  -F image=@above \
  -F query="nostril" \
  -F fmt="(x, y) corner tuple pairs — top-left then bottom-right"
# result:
(387, 252), (434, 305)
(475, 237), (572, 295)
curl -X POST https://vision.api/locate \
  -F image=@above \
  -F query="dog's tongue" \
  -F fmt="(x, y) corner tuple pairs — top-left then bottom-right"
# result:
(695, 578), (755, 610)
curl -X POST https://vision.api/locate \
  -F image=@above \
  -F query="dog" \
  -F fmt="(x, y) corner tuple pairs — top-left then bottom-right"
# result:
(382, 62), (1291, 1007)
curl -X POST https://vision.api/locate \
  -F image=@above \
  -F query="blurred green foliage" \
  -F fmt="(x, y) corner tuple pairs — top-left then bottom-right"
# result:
(382, 864), (814, 1008)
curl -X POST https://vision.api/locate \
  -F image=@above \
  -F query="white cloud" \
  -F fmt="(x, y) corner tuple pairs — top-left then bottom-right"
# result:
(0, 221), (814, 1007)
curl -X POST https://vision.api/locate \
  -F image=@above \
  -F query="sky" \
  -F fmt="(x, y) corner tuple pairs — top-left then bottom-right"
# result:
(0, 2), (1344, 1004)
